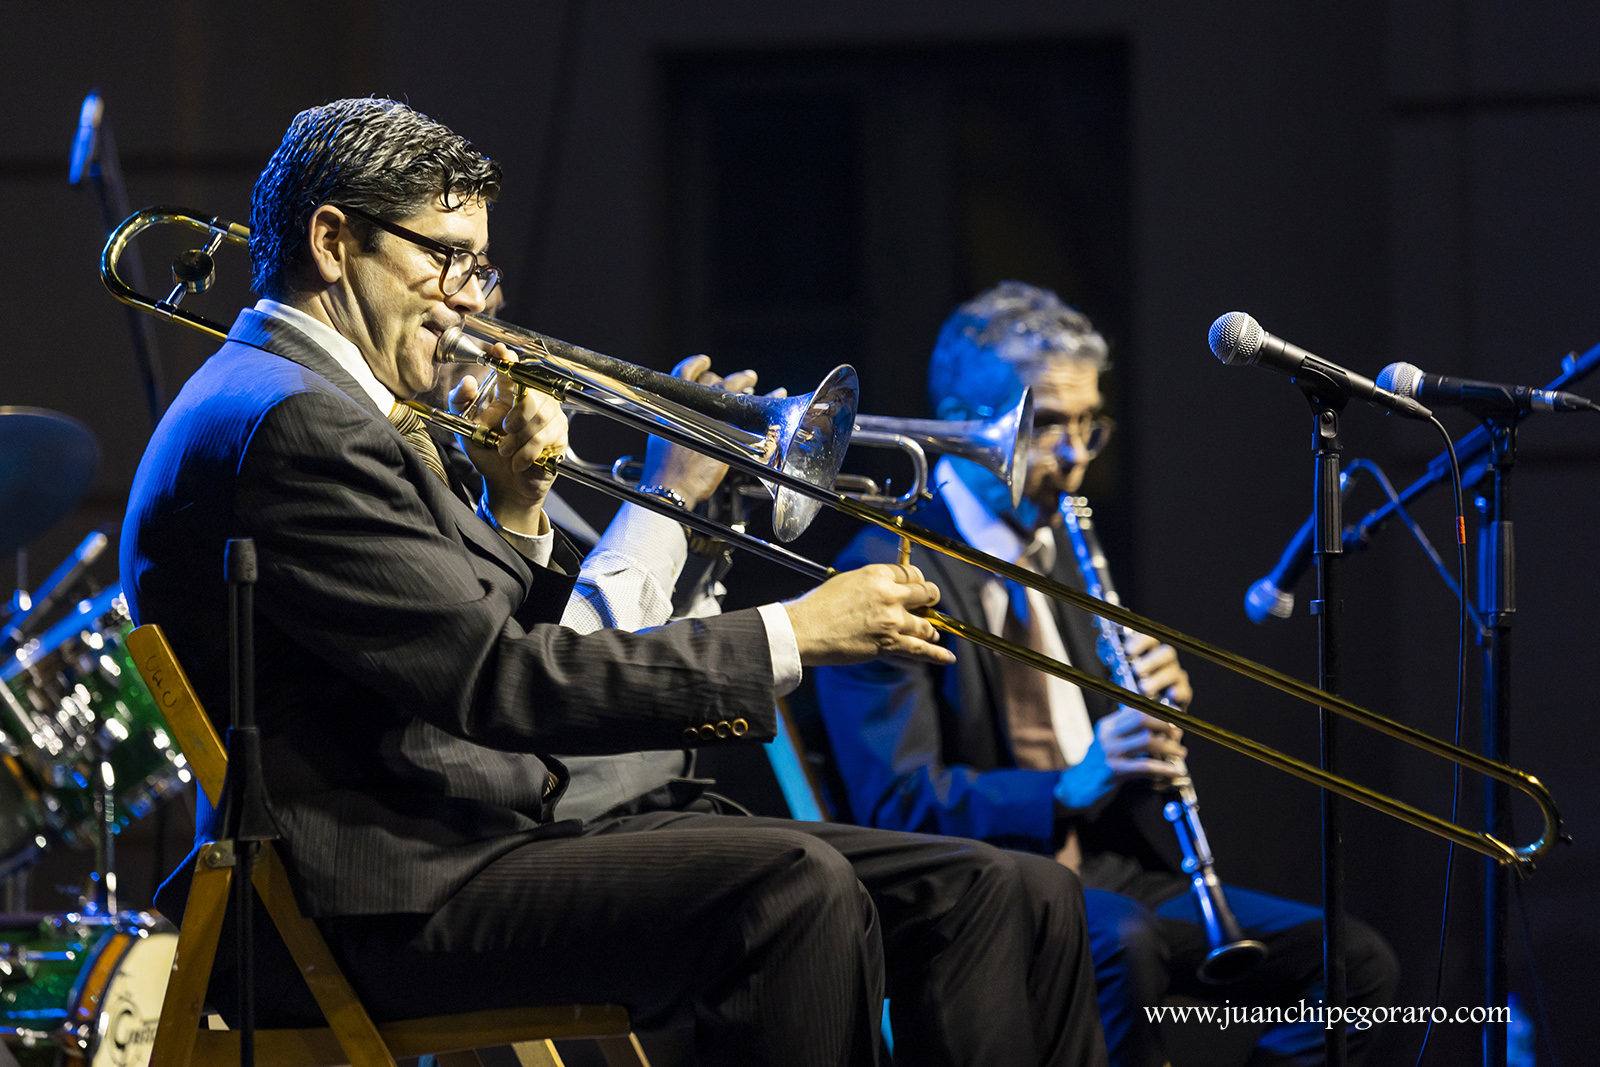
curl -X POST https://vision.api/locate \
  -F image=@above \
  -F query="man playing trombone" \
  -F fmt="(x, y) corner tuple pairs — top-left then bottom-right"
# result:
(814, 283), (1398, 1066)
(123, 99), (1107, 1066)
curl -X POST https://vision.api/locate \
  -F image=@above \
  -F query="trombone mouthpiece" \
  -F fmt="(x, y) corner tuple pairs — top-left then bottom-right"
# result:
(435, 324), (489, 365)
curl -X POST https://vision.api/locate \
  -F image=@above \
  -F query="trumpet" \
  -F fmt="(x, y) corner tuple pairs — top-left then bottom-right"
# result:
(569, 389), (1035, 513)
(103, 205), (1565, 873)
(844, 392), (1034, 510)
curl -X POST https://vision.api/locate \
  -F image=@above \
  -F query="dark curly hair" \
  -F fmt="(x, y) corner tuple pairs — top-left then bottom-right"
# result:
(927, 281), (1109, 419)
(249, 98), (502, 300)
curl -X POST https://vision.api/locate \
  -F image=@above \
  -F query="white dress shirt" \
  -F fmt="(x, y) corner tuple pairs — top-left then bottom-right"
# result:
(936, 458), (1095, 766)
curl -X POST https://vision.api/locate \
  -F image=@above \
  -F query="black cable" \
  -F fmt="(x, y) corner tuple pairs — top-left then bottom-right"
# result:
(1413, 416), (1468, 1067)
(1343, 459), (1486, 639)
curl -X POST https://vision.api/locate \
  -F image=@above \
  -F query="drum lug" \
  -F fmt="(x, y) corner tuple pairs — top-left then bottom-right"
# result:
(199, 841), (235, 869)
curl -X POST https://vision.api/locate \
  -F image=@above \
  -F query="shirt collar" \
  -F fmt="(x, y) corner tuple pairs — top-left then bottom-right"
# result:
(254, 298), (398, 415)
(935, 457), (1055, 572)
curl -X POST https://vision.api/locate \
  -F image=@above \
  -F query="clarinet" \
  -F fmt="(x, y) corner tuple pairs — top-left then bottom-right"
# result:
(1058, 496), (1267, 984)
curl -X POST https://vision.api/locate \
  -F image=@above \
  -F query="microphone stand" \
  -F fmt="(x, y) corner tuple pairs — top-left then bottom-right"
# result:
(1345, 341), (1599, 555)
(1301, 380), (1350, 1067)
(1476, 417), (1517, 1067)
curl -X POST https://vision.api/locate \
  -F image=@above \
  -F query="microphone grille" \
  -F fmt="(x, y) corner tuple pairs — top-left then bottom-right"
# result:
(1375, 362), (1423, 398)
(1208, 312), (1263, 366)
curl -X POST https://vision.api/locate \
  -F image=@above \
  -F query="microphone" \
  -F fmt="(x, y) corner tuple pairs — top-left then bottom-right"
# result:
(1209, 312), (1433, 420)
(68, 91), (104, 186)
(1243, 471), (1357, 624)
(1376, 362), (1598, 415)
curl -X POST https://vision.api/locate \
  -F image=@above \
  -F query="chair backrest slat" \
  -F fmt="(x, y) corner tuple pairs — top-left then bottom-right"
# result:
(127, 624), (228, 805)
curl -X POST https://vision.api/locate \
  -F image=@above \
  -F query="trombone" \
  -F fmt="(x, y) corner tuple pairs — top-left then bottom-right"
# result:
(102, 208), (859, 543)
(103, 206), (1565, 874)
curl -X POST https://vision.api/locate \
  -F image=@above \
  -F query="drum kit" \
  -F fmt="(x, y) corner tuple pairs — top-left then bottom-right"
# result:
(0, 408), (185, 1067)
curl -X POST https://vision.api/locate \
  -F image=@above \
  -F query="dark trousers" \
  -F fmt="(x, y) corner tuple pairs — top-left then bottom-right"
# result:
(1085, 884), (1399, 1067)
(278, 813), (1108, 1067)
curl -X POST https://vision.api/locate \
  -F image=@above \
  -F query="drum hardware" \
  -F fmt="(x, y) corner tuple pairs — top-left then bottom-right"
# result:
(0, 910), (176, 1067)
(103, 204), (1564, 870)
(0, 584), (189, 911)
(1060, 495), (1267, 983)
(1, 534), (110, 661)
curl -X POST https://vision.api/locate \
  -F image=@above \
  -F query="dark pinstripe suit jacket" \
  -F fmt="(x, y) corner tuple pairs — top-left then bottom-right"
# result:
(122, 309), (777, 917)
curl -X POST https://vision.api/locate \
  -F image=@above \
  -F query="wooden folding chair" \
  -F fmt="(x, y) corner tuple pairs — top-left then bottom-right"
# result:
(127, 623), (650, 1067)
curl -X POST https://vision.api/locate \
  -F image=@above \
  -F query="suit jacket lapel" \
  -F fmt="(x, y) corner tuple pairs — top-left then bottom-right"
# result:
(224, 309), (533, 587)
(912, 494), (1014, 744)
(1046, 525), (1117, 721)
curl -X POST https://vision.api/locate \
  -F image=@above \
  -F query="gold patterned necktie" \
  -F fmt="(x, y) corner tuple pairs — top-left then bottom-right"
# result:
(387, 401), (451, 486)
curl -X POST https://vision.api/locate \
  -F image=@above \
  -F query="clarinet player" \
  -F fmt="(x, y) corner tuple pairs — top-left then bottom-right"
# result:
(813, 282), (1399, 1067)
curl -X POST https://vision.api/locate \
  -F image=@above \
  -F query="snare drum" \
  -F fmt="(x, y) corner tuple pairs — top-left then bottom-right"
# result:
(0, 912), (177, 1067)
(0, 586), (190, 857)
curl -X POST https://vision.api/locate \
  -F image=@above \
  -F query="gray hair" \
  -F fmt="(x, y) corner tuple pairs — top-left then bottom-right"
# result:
(927, 281), (1108, 417)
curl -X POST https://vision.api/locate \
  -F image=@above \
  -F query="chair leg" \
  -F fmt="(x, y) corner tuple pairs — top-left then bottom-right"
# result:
(511, 1041), (564, 1067)
(150, 852), (232, 1067)
(593, 1035), (652, 1067)
(252, 844), (396, 1067)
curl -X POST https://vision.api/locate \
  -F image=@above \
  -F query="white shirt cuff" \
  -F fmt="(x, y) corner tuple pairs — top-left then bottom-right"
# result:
(756, 602), (803, 698)
(477, 497), (555, 568)
(587, 503), (688, 592)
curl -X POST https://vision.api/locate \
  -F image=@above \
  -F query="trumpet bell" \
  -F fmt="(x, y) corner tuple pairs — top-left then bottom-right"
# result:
(852, 387), (1034, 509)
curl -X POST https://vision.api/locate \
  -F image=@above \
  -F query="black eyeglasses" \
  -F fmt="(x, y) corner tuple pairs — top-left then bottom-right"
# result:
(1038, 412), (1115, 463)
(334, 203), (501, 299)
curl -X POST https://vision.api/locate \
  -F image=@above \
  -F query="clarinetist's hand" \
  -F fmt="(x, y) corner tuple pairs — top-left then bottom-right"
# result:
(1124, 631), (1193, 710)
(1053, 707), (1188, 812)
(785, 564), (956, 667)
(451, 343), (568, 534)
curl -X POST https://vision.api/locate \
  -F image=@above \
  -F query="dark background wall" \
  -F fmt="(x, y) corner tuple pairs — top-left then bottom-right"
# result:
(3, 3), (1597, 1063)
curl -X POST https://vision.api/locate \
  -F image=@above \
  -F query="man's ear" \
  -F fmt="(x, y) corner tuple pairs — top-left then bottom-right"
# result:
(305, 205), (349, 286)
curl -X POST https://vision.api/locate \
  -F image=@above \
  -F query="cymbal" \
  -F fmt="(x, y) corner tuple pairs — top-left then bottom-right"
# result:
(0, 407), (100, 555)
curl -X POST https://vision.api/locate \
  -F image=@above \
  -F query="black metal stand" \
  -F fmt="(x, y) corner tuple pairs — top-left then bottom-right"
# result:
(1304, 389), (1349, 1067)
(1476, 418), (1517, 1067)
(222, 539), (280, 1067)
(89, 742), (116, 915)
(71, 91), (165, 426)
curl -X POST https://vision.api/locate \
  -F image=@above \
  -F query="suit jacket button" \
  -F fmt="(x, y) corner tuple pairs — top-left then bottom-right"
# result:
(731, 718), (749, 736)
(698, 724), (717, 741)
(715, 720), (730, 738)
(683, 727), (699, 743)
